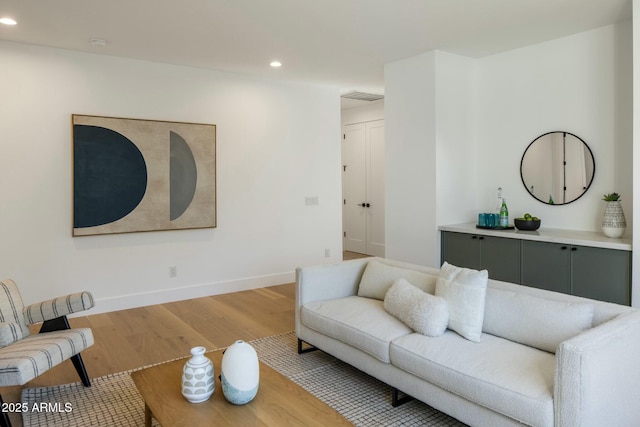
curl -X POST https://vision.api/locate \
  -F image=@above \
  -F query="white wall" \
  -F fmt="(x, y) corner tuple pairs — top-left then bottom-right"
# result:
(0, 41), (343, 313)
(633, 0), (640, 307)
(385, 51), (476, 267)
(434, 51), (477, 240)
(385, 22), (633, 269)
(341, 100), (384, 126)
(475, 23), (633, 231)
(384, 52), (438, 266)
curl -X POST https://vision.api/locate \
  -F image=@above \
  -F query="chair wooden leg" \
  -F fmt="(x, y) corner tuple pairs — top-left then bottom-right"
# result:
(71, 354), (91, 387)
(39, 316), (91, 387)
(39, 316), (70, 333)
(0, 394), (12, 427)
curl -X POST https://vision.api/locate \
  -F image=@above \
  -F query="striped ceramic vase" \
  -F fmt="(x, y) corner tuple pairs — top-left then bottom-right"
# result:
(181, 346), (215, 403)
(602, 201), (626, 238)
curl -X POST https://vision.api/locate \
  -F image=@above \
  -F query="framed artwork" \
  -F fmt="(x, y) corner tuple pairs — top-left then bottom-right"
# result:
(72, 115), (216, 236)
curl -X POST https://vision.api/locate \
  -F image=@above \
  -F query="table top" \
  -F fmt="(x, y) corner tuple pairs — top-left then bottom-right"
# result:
(439, 222), (632, 251)
(131, 348), (351, 427)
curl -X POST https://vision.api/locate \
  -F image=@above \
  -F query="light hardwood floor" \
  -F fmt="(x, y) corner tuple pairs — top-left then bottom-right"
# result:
(3, 251), (370, 425)
(4, 283), (295, 426)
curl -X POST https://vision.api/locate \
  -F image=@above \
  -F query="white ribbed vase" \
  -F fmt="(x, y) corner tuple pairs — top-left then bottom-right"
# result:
(181, 346), (215, 403)
(602, 201), (626, 238)
(221, 340), (259, 405)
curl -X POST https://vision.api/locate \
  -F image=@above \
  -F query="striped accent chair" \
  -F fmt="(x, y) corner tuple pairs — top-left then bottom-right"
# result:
(0, 279), (94, 427)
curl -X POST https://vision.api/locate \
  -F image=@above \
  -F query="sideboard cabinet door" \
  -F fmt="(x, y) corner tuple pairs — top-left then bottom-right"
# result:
(521, 241), (571, 294)
(441, 232), (520, 283)
(441, 232), (481, 270)
(481, 236), (521, 283)
(571, 246), (631, 305)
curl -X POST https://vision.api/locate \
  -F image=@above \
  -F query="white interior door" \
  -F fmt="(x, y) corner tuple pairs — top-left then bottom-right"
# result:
(366, 120), (385, 257)
(342, 120), (385, 256)
(343, 123), (367, 253)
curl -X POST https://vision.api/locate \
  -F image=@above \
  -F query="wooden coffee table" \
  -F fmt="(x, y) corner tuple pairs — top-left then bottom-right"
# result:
(131, 348), (352, 426)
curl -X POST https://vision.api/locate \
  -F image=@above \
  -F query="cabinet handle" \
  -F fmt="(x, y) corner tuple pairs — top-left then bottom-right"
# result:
(561, 246), (567, 250)
(472, 236), (478, 239)
(479, 236), (485, 240)
(571, 247), (577, 251)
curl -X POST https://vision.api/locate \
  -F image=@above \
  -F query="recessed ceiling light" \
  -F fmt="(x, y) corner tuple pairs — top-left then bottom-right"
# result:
(0, 17), (17, 26)
(270, 61), (282, 68)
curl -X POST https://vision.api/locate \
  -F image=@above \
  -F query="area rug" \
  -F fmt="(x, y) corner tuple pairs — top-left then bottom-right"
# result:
(22, 332), (466, 426)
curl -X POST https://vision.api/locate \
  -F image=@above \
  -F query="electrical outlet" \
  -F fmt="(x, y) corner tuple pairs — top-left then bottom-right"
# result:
(169, 266), (177, 278)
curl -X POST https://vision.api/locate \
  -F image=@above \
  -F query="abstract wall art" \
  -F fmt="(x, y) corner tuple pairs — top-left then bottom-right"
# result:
(72, 115), (216, 236)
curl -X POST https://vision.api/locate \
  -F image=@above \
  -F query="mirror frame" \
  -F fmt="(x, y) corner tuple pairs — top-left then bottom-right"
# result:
(520, 131), (595, 205)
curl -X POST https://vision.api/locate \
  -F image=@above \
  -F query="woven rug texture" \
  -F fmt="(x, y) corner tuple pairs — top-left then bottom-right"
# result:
(22, 331), (466, 426)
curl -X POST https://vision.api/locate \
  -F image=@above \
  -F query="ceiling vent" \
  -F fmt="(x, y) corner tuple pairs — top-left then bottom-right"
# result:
(340, 91), (384, 102)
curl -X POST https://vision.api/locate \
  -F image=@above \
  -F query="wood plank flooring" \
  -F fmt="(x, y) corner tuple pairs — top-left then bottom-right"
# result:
(4, 284), (294, 426)
(2, 251), (369, 426)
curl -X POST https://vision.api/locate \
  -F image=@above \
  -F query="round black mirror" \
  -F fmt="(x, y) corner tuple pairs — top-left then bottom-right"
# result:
(520, 132), (595, 205)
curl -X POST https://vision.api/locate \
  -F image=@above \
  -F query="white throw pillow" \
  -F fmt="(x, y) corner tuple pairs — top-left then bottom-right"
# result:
(384, 278), (449, 337)
(358, 260), (438, 300)
(435, 262), (488, 342)
(483, 288), (594, 353)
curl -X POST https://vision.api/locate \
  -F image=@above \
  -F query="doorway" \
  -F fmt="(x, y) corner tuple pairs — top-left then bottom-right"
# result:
(341, 119), (385, 257)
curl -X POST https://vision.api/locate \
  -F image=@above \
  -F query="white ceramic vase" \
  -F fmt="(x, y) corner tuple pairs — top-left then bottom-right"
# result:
(602, 201), (626, 238)
(181, 346), (215, 403)
(221, 340), (259, 405)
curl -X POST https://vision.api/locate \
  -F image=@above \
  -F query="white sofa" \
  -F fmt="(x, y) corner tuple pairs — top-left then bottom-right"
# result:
(295, 257), (640, 427)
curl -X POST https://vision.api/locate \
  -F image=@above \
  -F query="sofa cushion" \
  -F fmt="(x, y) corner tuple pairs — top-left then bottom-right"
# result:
(483, 288), (594, 353)
(0, 328), (94, 386)
(301, 296), (411, 363)
(435, 262), (488, 342)
(390, 332), (555, 427)
(357, 260), (438, 300)
(383, 278), (448, 337)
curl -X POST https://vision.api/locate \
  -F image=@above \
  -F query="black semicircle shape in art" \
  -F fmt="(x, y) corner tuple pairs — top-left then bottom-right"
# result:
(74, 125), (148, 228)
(170, 131), (197, 221)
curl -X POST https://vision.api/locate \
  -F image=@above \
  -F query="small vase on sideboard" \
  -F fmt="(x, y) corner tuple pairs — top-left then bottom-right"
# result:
(602, 200), (626, 238)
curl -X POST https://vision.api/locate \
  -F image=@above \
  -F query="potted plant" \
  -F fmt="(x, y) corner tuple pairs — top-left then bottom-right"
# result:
(602, 193), (626, 238)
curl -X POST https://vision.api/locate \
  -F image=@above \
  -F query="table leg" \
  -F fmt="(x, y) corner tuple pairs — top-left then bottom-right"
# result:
(145, 403), (152, 427)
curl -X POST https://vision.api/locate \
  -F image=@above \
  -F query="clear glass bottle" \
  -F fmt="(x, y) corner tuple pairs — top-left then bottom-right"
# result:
(496, 187), (503, 213)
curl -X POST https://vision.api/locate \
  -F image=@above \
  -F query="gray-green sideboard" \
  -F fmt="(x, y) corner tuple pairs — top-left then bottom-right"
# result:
(440, 223), (632, 305)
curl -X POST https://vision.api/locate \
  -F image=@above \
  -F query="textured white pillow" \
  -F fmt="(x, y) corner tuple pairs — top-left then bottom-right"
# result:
(384, 278), (449, 337)
(435, 262), (488, 342)
(483, 288), (594, 353)
(358, 260), (438, 300)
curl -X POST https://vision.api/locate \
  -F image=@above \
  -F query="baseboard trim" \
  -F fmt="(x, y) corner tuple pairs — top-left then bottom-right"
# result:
(79, 271), (295, 316)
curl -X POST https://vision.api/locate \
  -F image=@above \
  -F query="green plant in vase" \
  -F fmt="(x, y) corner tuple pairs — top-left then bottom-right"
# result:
(603, 193), (621, 201)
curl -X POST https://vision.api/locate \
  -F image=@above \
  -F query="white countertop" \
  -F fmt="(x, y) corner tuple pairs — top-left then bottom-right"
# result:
(439, 223), (632, 251)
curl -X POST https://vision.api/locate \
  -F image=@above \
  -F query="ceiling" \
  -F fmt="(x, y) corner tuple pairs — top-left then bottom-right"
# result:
(0, 0), (632, 103)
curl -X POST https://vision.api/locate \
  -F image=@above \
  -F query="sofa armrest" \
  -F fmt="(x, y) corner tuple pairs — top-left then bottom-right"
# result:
(296, 258), (371, 306)
(23, 291), (95, 325)
(295, 258), (371, 334)
(554, 309), (640, 427)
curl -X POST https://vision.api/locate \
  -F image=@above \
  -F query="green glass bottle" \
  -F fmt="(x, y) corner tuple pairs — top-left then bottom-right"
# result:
(499, 199), (509, 228)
